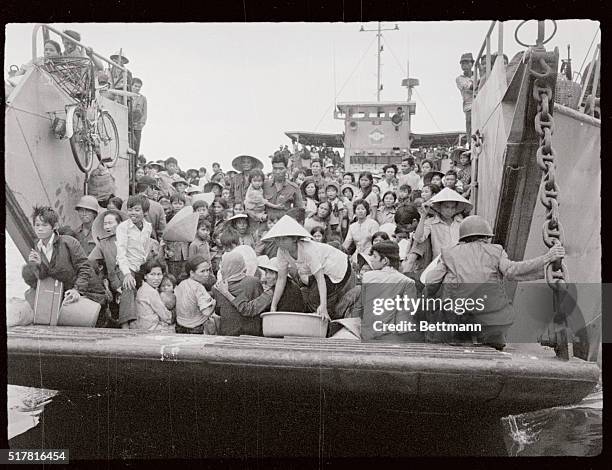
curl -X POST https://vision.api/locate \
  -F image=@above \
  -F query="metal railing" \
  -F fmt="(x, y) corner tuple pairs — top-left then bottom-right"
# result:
(473, 21), (504, 99)
(32, 23), (130, 98)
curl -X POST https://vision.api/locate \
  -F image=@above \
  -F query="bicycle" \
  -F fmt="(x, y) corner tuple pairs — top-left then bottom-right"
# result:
(49, 58), (120, 173)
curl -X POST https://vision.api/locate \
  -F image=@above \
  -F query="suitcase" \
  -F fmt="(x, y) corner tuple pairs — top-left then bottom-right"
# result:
(33, 278), (64, 326)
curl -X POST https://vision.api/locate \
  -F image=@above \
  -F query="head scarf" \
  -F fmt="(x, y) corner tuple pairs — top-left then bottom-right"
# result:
(220, 251), (247, 284)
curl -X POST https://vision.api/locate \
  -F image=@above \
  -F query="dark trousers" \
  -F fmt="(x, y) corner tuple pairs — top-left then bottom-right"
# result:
(118, 269), (141, 325)
(132, 129), (142, 156)
(465, 110), (472, 140)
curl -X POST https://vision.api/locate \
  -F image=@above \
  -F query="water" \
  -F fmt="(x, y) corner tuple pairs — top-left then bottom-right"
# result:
(5, 235), (603, 457)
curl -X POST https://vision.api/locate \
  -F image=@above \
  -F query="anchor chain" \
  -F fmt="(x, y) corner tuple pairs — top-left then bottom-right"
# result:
(529, 46), (571, 360)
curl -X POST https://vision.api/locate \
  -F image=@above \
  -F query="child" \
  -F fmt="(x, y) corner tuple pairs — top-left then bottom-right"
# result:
(159, 273), (177, 327)
(165, 194), (190, 279)
(107, 196), (124, 211)
(227, 214), (256, 249)
(189, 219), (212, 262)
(221, 187), (231, 201)
(115, 195), (154, 328)
(192, 200), (210, 220)
(244, 168), (271, 223)
(413, 187), (471, 259)
(325, 182), (346, 237)
(420, 184), (440, 203)
(232, 202), (245, 216)
(454, 150), (472, 198)
(397, 184), (412, 207)
(424, 215), (565, 349)
(310, 226), (326, 243)
(371, 231), (390, 246)
(170, 193), (186, 214)
(317, 186), (327, 203)
(340, 184), (357, 229)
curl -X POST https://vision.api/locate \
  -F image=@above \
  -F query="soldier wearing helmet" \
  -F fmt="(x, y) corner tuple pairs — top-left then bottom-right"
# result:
(74, 195), (101, 256)
(423, 215), (565, 350)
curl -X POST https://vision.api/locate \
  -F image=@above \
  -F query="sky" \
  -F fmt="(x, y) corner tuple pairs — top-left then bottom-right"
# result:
(5, 20), (600, 172)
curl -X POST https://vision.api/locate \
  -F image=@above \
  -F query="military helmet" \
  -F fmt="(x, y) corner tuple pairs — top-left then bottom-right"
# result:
(75, 195), (100, 214)
(459, 215), (494, 240)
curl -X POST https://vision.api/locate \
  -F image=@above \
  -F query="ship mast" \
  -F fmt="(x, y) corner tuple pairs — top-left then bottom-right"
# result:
(360, 22), (399, 102)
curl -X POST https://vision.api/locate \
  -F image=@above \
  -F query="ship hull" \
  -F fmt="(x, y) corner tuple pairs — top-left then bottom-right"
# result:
(8, 326), (599, 416)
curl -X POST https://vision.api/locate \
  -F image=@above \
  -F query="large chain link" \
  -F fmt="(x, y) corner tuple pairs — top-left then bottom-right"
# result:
(530, 47), (571, 360)
(530, 50), (569, 290)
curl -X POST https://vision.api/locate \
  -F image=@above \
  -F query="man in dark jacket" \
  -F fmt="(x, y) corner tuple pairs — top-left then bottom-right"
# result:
(22, 206), (106, 310)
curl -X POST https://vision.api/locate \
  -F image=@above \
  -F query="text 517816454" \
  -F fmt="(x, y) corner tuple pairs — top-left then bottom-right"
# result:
(1, 449), (69, 464)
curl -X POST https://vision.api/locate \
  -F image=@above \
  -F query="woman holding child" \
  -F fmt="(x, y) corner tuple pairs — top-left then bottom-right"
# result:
(174, 255), (218, 334)
(133, 258), (174, 331)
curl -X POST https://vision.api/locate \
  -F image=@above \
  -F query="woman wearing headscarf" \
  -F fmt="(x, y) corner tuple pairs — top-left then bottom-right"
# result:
(211, 251), (265, 336)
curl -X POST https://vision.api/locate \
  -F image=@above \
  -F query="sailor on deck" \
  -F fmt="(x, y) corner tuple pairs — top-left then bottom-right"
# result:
(456, 52), (475, 139)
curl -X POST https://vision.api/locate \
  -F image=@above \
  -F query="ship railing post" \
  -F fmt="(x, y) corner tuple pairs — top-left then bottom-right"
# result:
(577, 43), (600, 113)
(589, 45), (601, 117)
(485, 35), (491, 79)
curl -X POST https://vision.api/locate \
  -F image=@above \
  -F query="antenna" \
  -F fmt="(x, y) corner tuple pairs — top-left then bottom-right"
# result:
(359, 21), (400, 101)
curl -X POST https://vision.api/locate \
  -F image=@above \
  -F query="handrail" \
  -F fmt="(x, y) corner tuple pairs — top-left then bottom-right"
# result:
(473, 21), (504, 100)
(32, 23), (127, 72)
(32, 23), (131, 107)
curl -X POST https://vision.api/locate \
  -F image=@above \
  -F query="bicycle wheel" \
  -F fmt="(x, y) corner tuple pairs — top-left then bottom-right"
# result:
(97, 110), (120, 167)
(69, 105), (95, 173)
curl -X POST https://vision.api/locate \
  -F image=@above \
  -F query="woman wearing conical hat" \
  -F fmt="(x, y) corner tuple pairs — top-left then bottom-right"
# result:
(413, 187), (472, 259)
(262, 215), (356, 321)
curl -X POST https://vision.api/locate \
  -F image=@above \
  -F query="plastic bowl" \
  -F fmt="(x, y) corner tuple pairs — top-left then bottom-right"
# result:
(261, 312), (329, 338)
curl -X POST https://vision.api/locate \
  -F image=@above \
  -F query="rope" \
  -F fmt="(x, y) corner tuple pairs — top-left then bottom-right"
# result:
(6, 104), (55, 121)
(313, 34), (378, 131)
(577, 26), (600, 79)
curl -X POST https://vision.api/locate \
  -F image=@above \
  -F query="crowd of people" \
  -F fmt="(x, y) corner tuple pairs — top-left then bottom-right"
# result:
(21, 146), (566, 349)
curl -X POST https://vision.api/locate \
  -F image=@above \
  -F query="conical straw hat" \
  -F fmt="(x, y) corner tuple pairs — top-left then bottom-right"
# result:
(231, 154), (264, 172)
(191, 192), (215, 206)
(163, 206), (199, 242)
(92, 209), (128, 245)
(260, 215), (313, 241)
(257, 255), (279, 273)
(428, 187), (472, 214)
